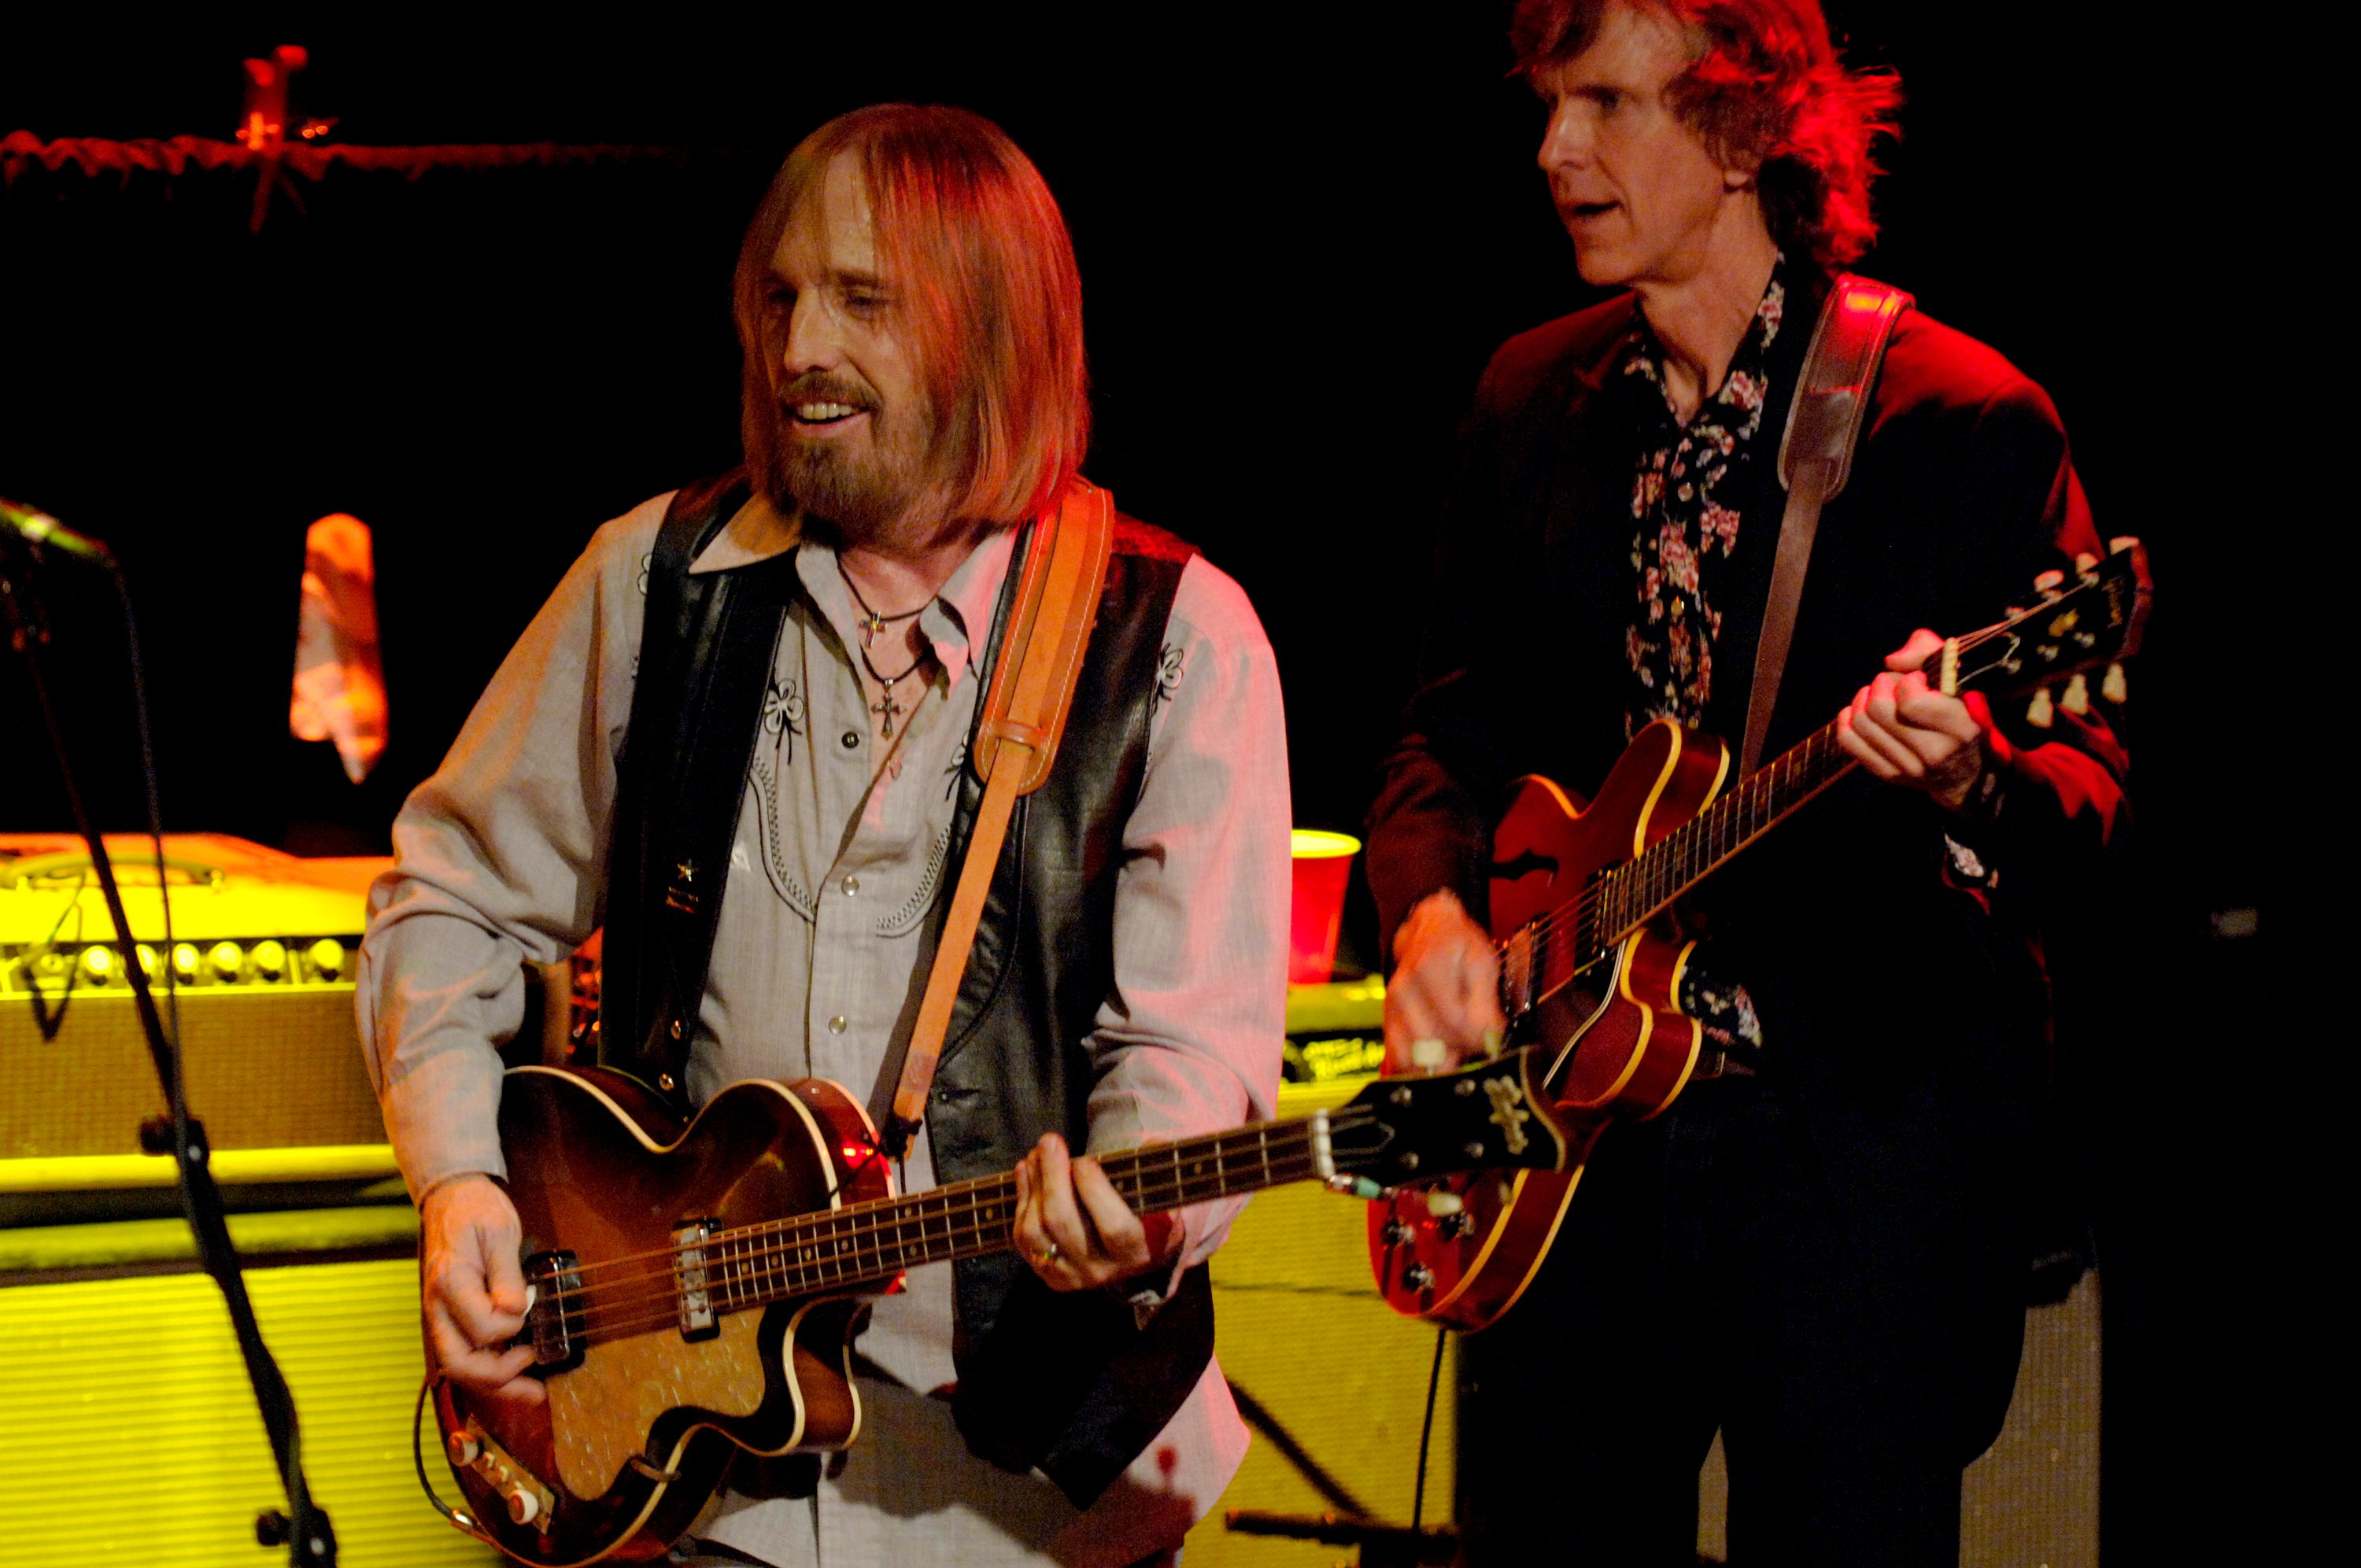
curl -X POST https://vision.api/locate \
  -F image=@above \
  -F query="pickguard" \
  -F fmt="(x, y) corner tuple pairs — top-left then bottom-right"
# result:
(549, 1308), (772, 1500)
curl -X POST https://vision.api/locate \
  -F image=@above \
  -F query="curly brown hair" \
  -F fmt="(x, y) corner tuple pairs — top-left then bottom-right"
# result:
(1511, 0), (1901, 267)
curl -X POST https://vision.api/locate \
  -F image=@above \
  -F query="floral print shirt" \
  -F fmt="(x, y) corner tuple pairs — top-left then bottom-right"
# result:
(1620, 262), (1790, 1061)
(1621, 260), (1787, 739)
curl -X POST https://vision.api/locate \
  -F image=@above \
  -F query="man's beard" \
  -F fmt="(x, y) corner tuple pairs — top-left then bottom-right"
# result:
(764, 371), (942, 552)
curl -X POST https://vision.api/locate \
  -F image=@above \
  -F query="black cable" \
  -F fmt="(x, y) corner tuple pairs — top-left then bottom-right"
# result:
(1411, 1324), (1447, 1533)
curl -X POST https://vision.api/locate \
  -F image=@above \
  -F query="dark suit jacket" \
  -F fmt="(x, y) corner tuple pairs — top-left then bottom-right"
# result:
(1367, 271), (2130, 1448)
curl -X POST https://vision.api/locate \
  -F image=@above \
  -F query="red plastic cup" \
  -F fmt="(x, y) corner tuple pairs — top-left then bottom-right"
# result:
(1287, 830), (1361, 986)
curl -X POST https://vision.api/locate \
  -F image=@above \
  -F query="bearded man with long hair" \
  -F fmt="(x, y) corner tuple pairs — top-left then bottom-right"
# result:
(360, 105), (1288, 1568)
(1367, 3), (2130, 1562)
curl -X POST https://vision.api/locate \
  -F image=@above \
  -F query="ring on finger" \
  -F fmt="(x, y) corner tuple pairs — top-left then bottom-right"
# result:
(1028, 1241), (1063, 1267)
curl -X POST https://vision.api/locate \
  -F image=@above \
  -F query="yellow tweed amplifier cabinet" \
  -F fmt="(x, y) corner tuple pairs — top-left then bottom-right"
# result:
(0, 832), (390, 1158)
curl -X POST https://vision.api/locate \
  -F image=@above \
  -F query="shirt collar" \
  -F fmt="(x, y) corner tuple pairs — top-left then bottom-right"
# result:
(688, 489), (801, 574)
(790, 520), (1020, 686)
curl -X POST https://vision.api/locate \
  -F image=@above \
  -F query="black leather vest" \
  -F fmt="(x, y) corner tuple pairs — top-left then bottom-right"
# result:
(597, 472), (1212, 1504)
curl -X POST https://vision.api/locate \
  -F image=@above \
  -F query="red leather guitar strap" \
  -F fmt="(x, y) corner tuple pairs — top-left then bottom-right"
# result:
(1741, 275), (1914, 777)
(881, 479), (1115, 1157)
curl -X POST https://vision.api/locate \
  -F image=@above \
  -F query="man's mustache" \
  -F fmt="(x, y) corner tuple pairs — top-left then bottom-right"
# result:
(776, 372), (878, 414)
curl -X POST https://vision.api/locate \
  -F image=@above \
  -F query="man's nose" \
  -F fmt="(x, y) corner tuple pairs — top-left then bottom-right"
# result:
(1537, 101), (1593, 175)
(780, 295), (843, 377)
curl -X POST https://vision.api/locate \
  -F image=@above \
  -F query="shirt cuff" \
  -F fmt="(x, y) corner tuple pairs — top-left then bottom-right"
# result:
(379, 1044), (508, 1203)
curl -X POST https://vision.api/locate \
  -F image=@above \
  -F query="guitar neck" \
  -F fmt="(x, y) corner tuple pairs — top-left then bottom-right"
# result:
(1512, 719), (1858, 1002)
(697, 1115), (1328, 1313)
(1596, 719), (1857, 943)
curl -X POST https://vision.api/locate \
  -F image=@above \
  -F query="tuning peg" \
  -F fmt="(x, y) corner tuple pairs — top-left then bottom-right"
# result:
(2102, 662), (2127, 704)
(2033, 569), (2066, 597)
(2108, 535), (2141, 555)
(2060, 673), (2089, 715)
(2026, 686), (2054, 727)
(2074, 552), (2097, 574)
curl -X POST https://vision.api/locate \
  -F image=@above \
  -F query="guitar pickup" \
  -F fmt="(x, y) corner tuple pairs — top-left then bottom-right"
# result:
(523, 1250), (585, 1374)
(674, 1218), (720, 1341)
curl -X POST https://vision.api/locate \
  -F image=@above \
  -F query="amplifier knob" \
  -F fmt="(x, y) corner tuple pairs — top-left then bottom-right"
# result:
(78, 946), (118, 985)
(172, 943), (202, 983)
(250, 939), (287, 980)
(306, 939), (345, 980)
(208, 942), (245, 982)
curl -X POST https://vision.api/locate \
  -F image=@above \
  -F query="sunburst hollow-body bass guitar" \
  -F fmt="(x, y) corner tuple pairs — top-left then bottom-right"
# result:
(1368, 540), (2151, 1331)
(430, 1050), (1575, 1564)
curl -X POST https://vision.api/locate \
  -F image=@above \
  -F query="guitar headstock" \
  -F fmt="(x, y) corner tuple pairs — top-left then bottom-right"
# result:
(1328, 1047), (1571, 1190)
(1936, 536), (2151, 722)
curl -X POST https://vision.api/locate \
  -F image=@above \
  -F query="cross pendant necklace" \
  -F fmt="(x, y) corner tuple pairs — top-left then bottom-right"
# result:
(858, 645), (928, 738)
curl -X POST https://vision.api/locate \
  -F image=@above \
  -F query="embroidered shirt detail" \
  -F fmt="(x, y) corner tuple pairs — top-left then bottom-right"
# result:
(1151, 644), (1185, 714)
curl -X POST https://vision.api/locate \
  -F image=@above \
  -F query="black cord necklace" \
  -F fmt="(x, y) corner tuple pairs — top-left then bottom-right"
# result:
(838, 555), (926, 647)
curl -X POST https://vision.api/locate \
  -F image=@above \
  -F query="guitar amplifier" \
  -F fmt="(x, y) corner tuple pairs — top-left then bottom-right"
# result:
(0, 833), (390, 1158)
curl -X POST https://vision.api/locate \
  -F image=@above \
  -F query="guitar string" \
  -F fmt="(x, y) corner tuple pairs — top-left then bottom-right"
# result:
(519, 1118), (1364, 1331)
(533, 1152), (1321, 1330)
(538, 1150), (1334, 1344)
(536, 1109), (1367, 1289)
(1497, 609), (2049, 1008)
(532, 1141), (1334, 1318)
(555, 1160), (1336, 1345)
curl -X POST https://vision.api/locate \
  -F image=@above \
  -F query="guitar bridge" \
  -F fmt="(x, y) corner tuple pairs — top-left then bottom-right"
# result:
(523, 1250), (586, 1373)
(674, 1218), (721, 1341)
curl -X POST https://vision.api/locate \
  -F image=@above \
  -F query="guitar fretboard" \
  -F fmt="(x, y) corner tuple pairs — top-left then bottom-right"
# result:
(550, 1114), (1334, 1346)
(1503, 719), (1860, 1013)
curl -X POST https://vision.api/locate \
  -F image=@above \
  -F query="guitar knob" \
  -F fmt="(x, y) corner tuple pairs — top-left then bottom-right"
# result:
(2026, 687), (2054, 728)
(1402, 1264), (1434, 1292)
(1438, 1212), (1474, 1240)
(2102, 662), (2127, 704)
(1424, 1190), (1465, 1217)
(446, 1431), (480, 1467)
(1380, 1219), (1410, 1246)
(2060, 673), (2089, 715)
(505, 1487), (540, 1526)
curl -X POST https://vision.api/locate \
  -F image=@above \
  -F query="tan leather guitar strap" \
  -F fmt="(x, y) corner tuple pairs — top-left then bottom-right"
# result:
(1742, 275), (1914, 777)
(883, 479), (1115, 1156)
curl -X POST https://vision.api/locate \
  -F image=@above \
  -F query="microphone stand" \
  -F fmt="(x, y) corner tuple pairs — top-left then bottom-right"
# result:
(0, 537), (337, 1566)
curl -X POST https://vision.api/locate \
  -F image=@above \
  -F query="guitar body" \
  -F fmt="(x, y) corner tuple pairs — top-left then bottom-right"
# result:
(439, 1067), (894, 1566)
(1369, 719), (1728, 1329)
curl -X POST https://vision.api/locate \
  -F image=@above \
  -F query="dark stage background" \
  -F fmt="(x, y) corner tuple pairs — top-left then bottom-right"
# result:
(0, 6), (2282, 1557)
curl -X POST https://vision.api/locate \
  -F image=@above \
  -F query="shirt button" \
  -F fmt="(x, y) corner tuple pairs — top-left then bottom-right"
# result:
(841, 876), (860, 897)
(828, 1015), (848, 1035)
(841, 730), (861, 750)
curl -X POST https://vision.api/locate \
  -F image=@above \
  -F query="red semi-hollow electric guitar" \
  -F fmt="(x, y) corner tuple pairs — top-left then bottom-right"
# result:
(1368, 540), (2150, 1330)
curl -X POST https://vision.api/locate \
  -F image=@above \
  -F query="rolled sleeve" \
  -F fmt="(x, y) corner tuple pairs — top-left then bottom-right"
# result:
(1084, 553), (1291, 1277)
(357, 496), (667, 1201)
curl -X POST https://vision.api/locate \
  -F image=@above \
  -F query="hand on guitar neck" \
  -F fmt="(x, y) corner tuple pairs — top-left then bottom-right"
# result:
(1835, 628), (1986, 810)
(1385, 629), (1991, 1077)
